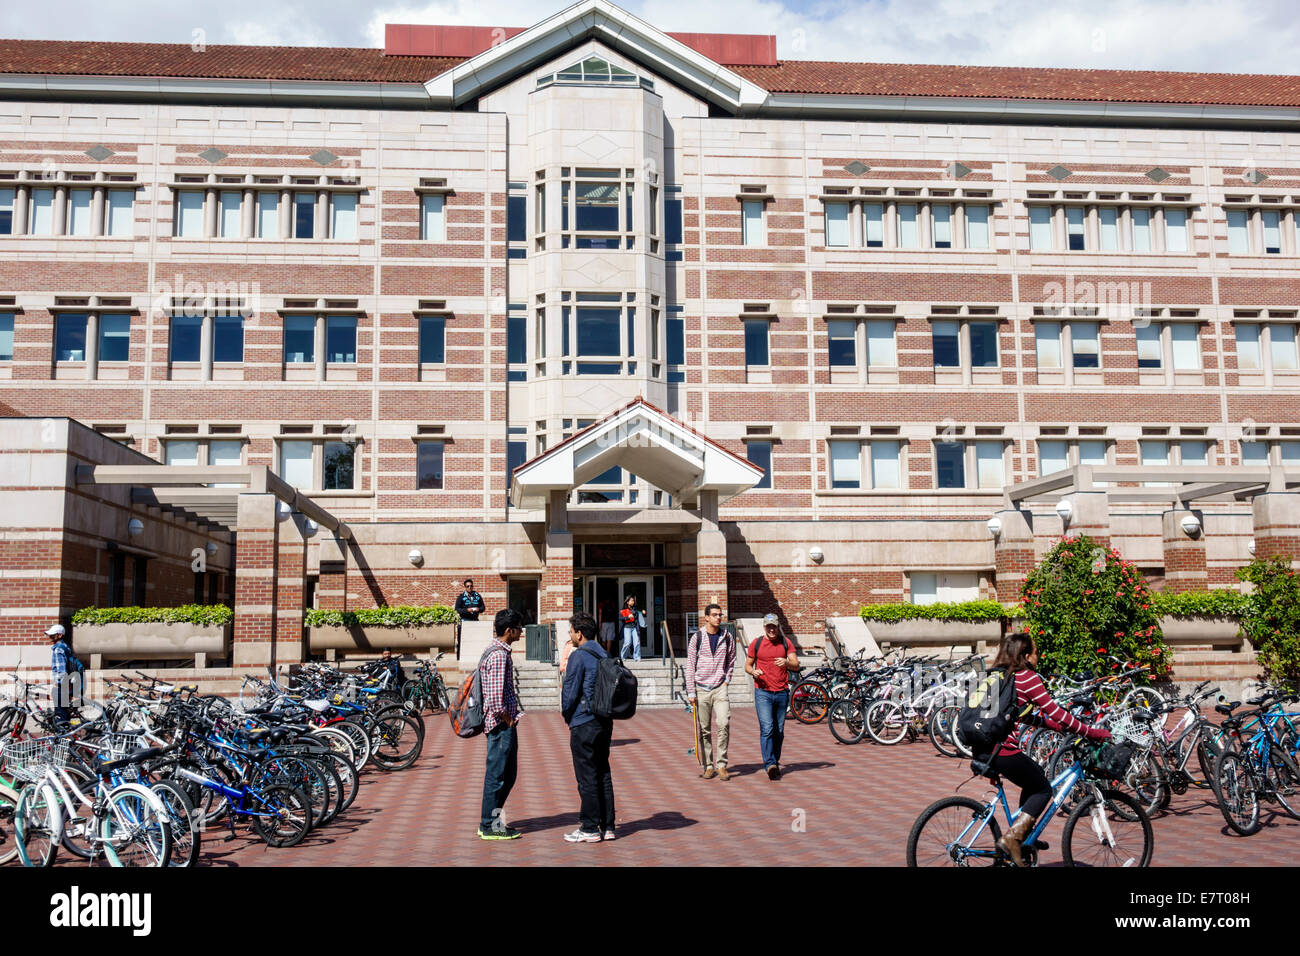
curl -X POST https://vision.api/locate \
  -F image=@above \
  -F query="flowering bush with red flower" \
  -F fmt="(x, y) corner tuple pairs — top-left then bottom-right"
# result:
(1236, 556), (1300, 687)
(1019, 534), (1171, 681)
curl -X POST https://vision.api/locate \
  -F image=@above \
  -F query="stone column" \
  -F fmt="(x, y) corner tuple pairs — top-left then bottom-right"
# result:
(200, 313), (213, 381)
(1251, 492), (1300, 565)
(1060, 489), (1110, 547)
(541, 489), (573, 636)
(233, 492), (279, 674)
(695, 489), (728, 618)
(274, 513), (309, 670)
(1161, 508), (1208, 592)
(317, 535), (348, 610)
(992, 507), (1035, 603)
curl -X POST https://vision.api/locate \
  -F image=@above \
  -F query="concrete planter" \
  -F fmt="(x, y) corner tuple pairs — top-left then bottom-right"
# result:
(73, 622), (230, 666)
(308, 623), (457, 654)
(862, 618), (1002, 648)
(1159, 615), (1243, 650)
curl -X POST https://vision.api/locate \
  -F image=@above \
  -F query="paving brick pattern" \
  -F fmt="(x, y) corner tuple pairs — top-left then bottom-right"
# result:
(187, 710), (1300, 867)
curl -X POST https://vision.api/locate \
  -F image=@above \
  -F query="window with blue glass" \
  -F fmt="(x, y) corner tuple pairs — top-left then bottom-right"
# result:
(169, 314), (202, 363)
(744, 319), (769, 367)
(55, 313), (88, 362)
(667, 315), (685, 383)
(507, 439), (527, 489)
(827, 319), (856, 367)
(932, 320), (960, 368)
(283, 316), (315, 364)
(213, 315), (244, 363)
(95, 313), (130, 363)
(665, 196), (683, 261)
(935, 442), (966, 489)
(746, 441), (772, 489)
(0, 312), (13, 361)
(970, 322), (999, 368)
(419, 315), (445, 364)
(293, 192), (315, 239)
(417, 441), (444, 490)
(326, 316), (356, 363)
(507, 195), (526, 242)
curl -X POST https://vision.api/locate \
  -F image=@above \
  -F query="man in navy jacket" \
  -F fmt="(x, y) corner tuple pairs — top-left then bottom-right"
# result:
(561, 613), (617, 843)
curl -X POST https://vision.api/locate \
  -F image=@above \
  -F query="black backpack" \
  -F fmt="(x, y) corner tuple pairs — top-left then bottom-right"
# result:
(957, 668), (1020, 756)
(579, 645), (638, 720)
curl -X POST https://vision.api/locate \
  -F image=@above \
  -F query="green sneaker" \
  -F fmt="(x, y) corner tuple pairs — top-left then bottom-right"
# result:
(478, 827), (522, 841)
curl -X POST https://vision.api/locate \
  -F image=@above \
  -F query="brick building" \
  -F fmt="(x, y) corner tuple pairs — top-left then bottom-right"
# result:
(2, 0), (1300, 682)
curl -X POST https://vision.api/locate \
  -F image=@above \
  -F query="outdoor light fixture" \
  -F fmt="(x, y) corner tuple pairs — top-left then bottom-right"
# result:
(986, 515), (1002, 539)
(1248, 539), (1256, 555)
(808, 546), (825, 564)
(127, 518), (144, 537)
(408, 549), (424, 567)
(205, 542), (218, 555)
(304, 519), (319, 537)
(277, 500), (291, 521)
(1055, 499), (1073, 525)
(1180, 513), (1202, 538)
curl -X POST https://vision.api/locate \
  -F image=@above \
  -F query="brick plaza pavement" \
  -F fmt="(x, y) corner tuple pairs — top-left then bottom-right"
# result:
(182, 708), (1300, 867)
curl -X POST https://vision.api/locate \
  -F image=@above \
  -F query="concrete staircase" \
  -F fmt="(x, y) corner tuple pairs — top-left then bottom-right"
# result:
(508, 657), (769, 711)
(516, 660), (561, 711)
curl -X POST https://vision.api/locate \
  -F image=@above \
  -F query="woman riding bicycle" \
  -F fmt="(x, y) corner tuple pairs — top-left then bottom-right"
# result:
(981, 632), (1110, 866)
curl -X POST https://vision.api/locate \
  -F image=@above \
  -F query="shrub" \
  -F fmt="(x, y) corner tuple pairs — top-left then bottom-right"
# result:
(1236, 557), (1300, 687)
(858, 600), (1010, 624)
(72, 605), (233, 627)
(305, 605), (459, 628)
(1150, 589), (1250, 619)
(1019, 535), (1171, 680)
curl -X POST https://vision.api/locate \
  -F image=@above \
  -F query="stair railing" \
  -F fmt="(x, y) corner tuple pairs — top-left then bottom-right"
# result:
(660, 621), (683, 699)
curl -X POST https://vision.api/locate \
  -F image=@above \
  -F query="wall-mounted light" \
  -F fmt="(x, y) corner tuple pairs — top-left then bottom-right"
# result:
(408, 549), (424, 567)
(304, 518), (319, 537)
(1248, 539), (1256, 555)
(808, 546), (824, 564)
(205, 542), (218, 556)
(276, 500), (292, 521)
(1180, 513), (1202, 538)
(986, 515), (1002, 540)
(1055, 499), (1073, 526)
(127, 518), (144, 537)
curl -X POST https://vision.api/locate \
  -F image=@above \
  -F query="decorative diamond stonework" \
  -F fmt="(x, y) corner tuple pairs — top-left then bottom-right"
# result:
(1146, 167), (1170, 182)
(85, 145), (113, 162)
(1046, 164), (1072, 180)
(310, 149), (339, 166)
(844, 161), (870, 176)
(947, 161), (972, 179)
(198, 147), (228, 164)
(1243, 168), (1268, 185)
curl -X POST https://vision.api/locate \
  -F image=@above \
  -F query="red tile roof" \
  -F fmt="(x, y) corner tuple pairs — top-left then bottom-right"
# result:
(731, 60), (1300, 108)
(1, 37), (1299, 108)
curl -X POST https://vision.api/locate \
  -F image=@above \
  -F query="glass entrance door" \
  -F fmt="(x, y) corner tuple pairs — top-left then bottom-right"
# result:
(586, 575), (656, 657)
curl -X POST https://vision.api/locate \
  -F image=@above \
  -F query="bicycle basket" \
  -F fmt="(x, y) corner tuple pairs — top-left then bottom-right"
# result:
(1107, 709), (1156, 748)
(1090, 742), (1135, 780)
(103, 732), (149, 781)
(1, 737), (72, 783)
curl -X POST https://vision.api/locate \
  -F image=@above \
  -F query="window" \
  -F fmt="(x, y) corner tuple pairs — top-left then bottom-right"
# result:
(1035, 321), (1062, 369)
(1039, 438), (1109, 476)
(170, 314), (202, 363)
(560, 168), (634, 249)
(1226, 204), (1300, 255)
(897, 203), (919, 248)
(284, 316), (315, 364)
(665, 196), (683, 256)
(1029, 202), (1188, 253)
(864, 203), (884, 247)
(744, 319), (769, 367)
(1262, 210), (1282, 255)
(827, 319), (856, 367)
(1140, 439), (1169, 467)
(871, 440), (901, 489)
(55, 314), (87, 362)
(932, 320), (960, 367)
(213, 315), (244, 363)
(174, 191), (204, 237)
(331, 193), (357, 240)
(1237, 324), (1261, 370)
(976, 441), (1004, 488)
(218, 190), (241, 238)
(1242, 439), (1269, 466)
(0, 188), (13, 234)
(507, 436), (527, 490)
(970, 322), (998, 368)
(829, 440), (861, 489)
(30, 188), (54, 235)
(1271, 324), (1298, 371)
(1164, 208), (1189, 252)
(164, 440), (198, 466)
(935, 442), (965, 489)
(932, 204), (952, 248)
(867, 320), (897, 367)
(536, 56), (649, 89)
(1227, 209), (1249, 253)
(825, 203), (849, 247)
(420, 315), (446, 364)
(325, 316), (356, 364)
(1132, 208), (1152, 251)
(742, 200), (765, 247)
(98, 313), (130, 362)
(1039, 440), (1069, 476)
(507, 195), (526, 243)
(0, 312), (12, 361)
(257, 192), (279, 238)
(932, 316), (998, 371)
(1236, 319), (1300, 376)
(1181, 440), (1210, 467)
(417, 442), (444, 490)
(209, 439), (243, 469)
(1136, 323), (1162, 369)
(1065, 206), (1086, 250)
(294, 192), (316, 239)
(322, 441), (354, 490)
(966, 205), (990, 248)
(1171, 323), (1200, 370)
(279, 440), (314, 489)
(1072, 321), (1100, 369)
(1029, 206), (1052, 250)
(421, 194), (445, 241)
(746, 441), (772, 489)
(67, 188), (92, 236)
(667, 315), (685, 382)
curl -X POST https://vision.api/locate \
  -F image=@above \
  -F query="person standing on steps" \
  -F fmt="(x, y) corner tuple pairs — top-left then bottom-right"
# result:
(618, 594), (645, 662)
(686, 603), (736, 781)
(478, 609), (525, 841)
(455, 578), (485, 622)
(745, 613), (799, 780)
(561, 613), (617, 843)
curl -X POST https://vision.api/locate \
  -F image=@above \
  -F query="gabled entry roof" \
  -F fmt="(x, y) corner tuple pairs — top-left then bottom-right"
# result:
(509, 397), (764, 510)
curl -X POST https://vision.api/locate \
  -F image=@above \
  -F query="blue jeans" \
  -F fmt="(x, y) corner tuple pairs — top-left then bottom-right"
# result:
(619, 628), (641, 661)
(480, 723), (518, 832)
(754, 688), (789, 769)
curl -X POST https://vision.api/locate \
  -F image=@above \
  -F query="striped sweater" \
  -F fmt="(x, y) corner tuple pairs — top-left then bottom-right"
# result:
(685, 627), (736, 697)
(998, 668), (1107, 756)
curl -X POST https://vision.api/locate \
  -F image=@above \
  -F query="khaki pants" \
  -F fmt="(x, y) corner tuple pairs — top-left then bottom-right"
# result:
(697, 684), (731, 769)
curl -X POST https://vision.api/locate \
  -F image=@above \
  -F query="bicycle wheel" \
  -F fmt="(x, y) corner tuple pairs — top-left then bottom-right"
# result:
(250, 785), (312, 848)
(928, 705), (960, 758)
(265, 758), (333, 828)
(338, 718), (374, 767)
(101, 784), (171, 868)
(57, 761), (102, 860)
(790, 680), (831, 725)
(432, 676), (450, 714)
(1062, 789), (1153, 867)
(14, 783), (60, 867)
(1124, 748), (1170, 817)
(400, 680), (428, 714)
(322, 750), (360, 814)
(310, 726), (360, 767)
(1214, 751), (1261, 836)
(865, 700), (909, 746)
(1026, 728), (1063, 769)
(369, 709), (424, 771)
(1047, 745), (1089, 814)
(906, 795), (1002, 867)
(1263, 744), (1300, 820)
(1121, 687), (1169, 732)
(150, 780), (200, 868)
(827, 697), (865, 745)
(0, 781), (19, 866)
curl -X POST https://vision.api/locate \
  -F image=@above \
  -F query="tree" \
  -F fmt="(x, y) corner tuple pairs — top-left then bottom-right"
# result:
(1236, 556), (1300, 688)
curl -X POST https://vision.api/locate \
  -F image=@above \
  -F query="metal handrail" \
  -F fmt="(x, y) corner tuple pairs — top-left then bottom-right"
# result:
(660, 621), (683, 698)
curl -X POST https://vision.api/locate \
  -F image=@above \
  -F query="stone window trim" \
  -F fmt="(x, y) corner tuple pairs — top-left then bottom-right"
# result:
(48, 296), (138, 379)
(820, 432), (907, 494)
(0, 169), (140, 238)
(818, 186), (998, 251)
(926, 308), (1004, 383)
(1222, 194), (1300, 256)
(1024, 190), (1198, 254)
(276, 298), (364, 380)
(929, 428), (1010, 492)
(159, 427), (248, 468)
(275, 426), (365, 495)
(539, 166), (642, 251)
(167, 174), (366, 241)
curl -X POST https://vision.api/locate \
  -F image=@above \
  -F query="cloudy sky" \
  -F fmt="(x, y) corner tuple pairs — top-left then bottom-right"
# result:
(3, 0), (1296, 74)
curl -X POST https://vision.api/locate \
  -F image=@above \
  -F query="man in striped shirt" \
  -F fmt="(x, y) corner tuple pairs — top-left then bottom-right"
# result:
(686, 603), (736, 780)
(479, 608), (525, 840)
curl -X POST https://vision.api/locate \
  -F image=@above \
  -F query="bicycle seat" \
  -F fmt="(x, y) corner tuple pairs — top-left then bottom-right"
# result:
(303, 699), (331, 713)
(1215, 701), (1240, 715)
(969, 757), (1001, 782)
(244, 727), (291, 745)
(98, 747), (164, 774)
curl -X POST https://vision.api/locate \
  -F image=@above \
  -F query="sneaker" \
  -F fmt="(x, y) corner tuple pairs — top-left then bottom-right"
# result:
(767, 765), (780, 781)
(716, 766), (731, 781)
(478, 827), (522, 841)
(701, 767), (717, 779)
(564, 828), (603, 843)
(603, 830), (616, 841)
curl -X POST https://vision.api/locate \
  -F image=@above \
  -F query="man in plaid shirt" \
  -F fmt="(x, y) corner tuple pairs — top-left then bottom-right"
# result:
(479, 608), (525, 840)
(46, 623), (73, 725)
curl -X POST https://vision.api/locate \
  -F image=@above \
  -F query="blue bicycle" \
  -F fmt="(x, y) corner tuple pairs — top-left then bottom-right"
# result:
(907, 732), (1154, 867)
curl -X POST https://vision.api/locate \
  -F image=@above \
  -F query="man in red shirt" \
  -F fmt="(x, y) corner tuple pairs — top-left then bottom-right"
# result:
(744, 612), (799, 780)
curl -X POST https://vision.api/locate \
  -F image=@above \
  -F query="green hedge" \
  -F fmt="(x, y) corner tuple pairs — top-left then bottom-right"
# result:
(1150, 590), (1250, 619)
(72, 605), (233, 627)
(859, 600), (1011, 624)
(305, 605), (459, 628)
